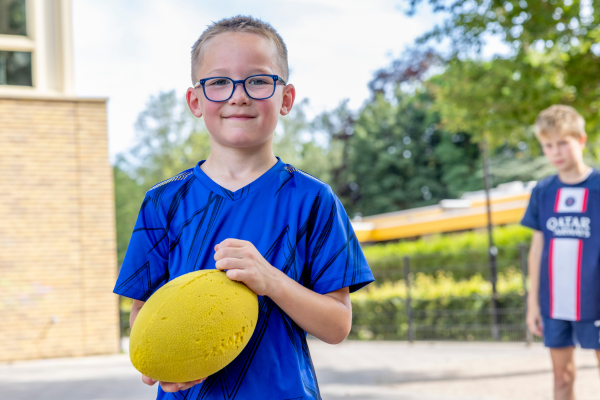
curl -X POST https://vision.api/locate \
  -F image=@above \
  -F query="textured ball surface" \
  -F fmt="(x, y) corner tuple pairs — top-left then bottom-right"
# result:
(129, 270), (258, 382)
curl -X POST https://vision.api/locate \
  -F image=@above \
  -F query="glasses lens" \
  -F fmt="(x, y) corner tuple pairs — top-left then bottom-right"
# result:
(203, 78), (233, 101)
(245, 75), (275, 99)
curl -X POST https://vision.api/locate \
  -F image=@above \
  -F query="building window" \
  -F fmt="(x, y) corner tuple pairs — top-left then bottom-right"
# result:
(0, 51), (32, 86)
(0, 0), (27, 36)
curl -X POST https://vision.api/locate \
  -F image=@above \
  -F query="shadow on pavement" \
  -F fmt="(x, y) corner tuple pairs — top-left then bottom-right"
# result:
(317, 364), (598, 386)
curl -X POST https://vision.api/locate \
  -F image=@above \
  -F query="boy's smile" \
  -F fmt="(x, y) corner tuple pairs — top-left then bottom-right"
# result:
(224, 113), (256, 121)
(186, 32), (295, 149)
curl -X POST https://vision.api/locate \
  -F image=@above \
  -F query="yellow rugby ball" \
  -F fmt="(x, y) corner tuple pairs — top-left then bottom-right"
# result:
(129, 270), (258, 382)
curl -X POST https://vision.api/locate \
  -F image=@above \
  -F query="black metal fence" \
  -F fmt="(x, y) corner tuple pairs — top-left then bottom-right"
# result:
(349, 244), (537, 343)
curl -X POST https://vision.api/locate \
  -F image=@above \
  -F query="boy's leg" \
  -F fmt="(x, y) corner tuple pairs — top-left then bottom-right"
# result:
(543, 317), (577, 400)
(550, 347), (576, 400)
(573, 320), (600, 379)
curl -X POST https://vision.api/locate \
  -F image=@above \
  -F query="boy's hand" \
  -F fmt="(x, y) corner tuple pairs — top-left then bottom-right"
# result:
(142, 375), (206, 392)
(526, 303), (543, 337)
(214, 239), (282, 296)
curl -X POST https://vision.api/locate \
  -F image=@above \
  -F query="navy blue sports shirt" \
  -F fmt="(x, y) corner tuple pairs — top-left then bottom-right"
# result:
(521, 169), (600, 321)
(114, 157), (374, 400)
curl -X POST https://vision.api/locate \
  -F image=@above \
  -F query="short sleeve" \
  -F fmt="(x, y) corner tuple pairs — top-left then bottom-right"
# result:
(304, 184), (374, 294)
(521, 184), (541, 231)
(113, 194), (170, 301)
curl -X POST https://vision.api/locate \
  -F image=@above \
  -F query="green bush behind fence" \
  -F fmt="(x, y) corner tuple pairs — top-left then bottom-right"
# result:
(363, 224), (532, 281)
(349, 269), (528, 341)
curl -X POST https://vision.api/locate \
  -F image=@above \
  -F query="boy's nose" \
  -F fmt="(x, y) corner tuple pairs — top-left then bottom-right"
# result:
(228, 82), (251, 105)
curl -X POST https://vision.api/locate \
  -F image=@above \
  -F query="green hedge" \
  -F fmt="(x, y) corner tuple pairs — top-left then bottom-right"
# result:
(363, 224), (533, 281)
(349, 269), (529, 341)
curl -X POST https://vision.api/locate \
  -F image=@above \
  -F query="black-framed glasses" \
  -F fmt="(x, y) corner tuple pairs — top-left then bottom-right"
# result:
(193, 74), (287, 102)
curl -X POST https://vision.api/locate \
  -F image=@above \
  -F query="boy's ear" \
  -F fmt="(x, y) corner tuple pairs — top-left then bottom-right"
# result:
(280, 84), (296, 116)
(186, 87), (203, 118)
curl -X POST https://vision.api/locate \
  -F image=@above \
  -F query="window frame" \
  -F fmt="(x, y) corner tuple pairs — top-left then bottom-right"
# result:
(0, 0), (35, 90)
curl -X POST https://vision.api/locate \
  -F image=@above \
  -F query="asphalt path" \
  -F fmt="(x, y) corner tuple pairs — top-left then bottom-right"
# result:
(1, 340), (598, 400)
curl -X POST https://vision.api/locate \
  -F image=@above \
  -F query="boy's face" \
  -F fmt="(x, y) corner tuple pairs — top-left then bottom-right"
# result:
(186, 32), (295, 150)
(538, 133), (586, 172)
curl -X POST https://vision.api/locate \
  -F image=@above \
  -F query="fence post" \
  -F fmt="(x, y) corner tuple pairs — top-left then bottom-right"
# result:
(404, 256), (414, 343)
(519, 244), (532, 345)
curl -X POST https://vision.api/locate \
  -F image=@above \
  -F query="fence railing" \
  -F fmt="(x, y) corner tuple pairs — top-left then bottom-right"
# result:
(350, 244), (536, 343)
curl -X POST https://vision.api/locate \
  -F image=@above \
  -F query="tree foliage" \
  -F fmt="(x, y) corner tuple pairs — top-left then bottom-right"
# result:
(402, 0), (600, 142)
(114, 91), (211, 266)
(339, 90), (482, 216)
(273, 98), (333, 184)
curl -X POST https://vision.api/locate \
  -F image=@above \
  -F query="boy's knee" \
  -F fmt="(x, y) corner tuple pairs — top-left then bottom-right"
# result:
(553, 367), (576, 390)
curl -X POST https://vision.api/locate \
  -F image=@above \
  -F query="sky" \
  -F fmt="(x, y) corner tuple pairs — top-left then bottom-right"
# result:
(72, 0), (446, 160)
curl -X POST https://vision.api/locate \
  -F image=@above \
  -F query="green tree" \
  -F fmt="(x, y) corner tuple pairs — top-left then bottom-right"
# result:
(273, 98), (332, 183)
(114, 91), (211, 267)
(120, 91), (211, 186)
(332, 89), (483, 216)
(113, 163), (146, 266)
(403, 0), (600, 143)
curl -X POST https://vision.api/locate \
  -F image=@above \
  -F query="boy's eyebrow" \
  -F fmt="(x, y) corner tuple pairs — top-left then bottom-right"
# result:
(202, 67), (276, 78)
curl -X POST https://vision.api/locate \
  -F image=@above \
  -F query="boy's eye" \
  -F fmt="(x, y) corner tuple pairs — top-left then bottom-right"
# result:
(247, 78), (271, 86)
(206, 79), (231, 86)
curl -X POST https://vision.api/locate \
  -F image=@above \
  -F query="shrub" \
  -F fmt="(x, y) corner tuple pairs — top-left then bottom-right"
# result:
(363, 224), (533, 281)
(350, 269), (529, 341)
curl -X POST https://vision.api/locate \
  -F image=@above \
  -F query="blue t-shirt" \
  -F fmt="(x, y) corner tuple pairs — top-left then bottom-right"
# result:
(521, 169), (600, 321)
(114, 158), (374, 400)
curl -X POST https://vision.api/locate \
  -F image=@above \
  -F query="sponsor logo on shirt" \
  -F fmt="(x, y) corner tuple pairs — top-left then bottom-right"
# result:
(546, 216), (591, 238)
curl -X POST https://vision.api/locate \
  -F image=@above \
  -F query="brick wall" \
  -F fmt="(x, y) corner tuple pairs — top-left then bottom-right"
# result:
(0, 96), (119, 361)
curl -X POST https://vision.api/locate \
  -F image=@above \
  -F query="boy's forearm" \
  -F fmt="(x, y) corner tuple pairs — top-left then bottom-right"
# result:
(527, 258), (540, 307)
(267, 270), (352, 344)
(130, 300), (145, 328)
(527, 231), (543, 307)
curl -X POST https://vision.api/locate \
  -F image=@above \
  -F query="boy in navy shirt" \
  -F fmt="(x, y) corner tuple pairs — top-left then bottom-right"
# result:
(522, 105), (600, 400)
(114, 15), (374, 400)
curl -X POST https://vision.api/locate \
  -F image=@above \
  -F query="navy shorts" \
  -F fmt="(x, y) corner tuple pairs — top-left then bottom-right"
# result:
(542, 316), (600, 349)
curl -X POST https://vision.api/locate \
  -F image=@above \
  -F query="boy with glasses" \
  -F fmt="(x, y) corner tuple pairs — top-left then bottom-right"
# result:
(522, 105), (600, 400)
(114, 15), (374, 400)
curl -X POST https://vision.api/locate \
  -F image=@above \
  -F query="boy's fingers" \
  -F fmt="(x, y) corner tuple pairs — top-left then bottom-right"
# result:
(226, 268), (247, 282)
(215, 258), (245, 271)
(142, 375), (157, 386)
(214, 247), (245, 261)
(218, 238), (247, 249)
(160, 379), (206, 392)
(160, 382), (181, 392)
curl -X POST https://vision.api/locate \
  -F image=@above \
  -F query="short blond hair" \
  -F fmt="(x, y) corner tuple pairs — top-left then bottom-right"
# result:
(534, 105), (587, 140)
(190, 15), (288, 84)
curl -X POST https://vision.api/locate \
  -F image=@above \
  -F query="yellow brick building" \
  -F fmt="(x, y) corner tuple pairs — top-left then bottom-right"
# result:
(0, 0), (119, 361)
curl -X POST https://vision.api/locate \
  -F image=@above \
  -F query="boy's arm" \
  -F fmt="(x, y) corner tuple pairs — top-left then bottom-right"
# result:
(130, 299), (145, 328)
(526, 230), (544, 337)
(270, 279), (351, 345)
(215, 239), (352, 344)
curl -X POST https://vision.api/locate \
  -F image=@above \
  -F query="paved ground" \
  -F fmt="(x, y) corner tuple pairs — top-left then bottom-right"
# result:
(0, 340), (599, 400)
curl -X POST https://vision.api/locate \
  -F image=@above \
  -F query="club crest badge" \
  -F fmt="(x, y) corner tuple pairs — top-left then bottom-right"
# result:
(554, 188), (588, 213)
